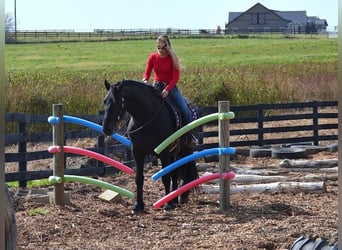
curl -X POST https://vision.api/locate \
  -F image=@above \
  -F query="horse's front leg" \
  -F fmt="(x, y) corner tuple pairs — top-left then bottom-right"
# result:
(132, 154), (145, 215)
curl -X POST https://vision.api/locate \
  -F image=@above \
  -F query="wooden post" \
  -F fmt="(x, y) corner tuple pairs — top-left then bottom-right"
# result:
(218, 101), (230, 212)
(52, 104), (65, 205)
(18, 122), (27, 188)
(1, 11), (6, 247)
(96, 111), (104, 171)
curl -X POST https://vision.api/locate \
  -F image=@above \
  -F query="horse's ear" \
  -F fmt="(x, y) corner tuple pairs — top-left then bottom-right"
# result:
(104, 79), (111, 91)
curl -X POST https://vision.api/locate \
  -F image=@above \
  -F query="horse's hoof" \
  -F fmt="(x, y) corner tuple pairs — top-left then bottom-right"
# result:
(180, 196), (189, 204)
(163, 203), (175, 211)
(132, 202), (145, 215)
(180, 192), (189, 204)
(131, 209), (145, 215)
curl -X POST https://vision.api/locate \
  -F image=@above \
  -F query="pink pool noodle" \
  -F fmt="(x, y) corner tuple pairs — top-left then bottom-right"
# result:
(48, 145), (134, 175)
(153, 171), (235, 209)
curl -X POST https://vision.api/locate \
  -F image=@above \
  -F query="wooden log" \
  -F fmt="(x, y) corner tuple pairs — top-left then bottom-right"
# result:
(203, 172), (337, 184)
(201, 181), (326, 194)
(202, 172), (287, 184)
(231, 174), (287, 184)
(231, 166), (288, 175)
(279, 159), (338, 168)
(293, 173), (338, 182)
(233, 174), (337, 183)
(286, 167), (338, 173)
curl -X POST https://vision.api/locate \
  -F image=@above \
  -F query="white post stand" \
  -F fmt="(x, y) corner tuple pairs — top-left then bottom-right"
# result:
(218, 101), (231, 212)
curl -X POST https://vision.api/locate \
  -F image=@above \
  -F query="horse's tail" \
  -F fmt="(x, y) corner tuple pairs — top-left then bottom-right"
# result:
(179, 147), (199, 188)
(185, 160), (199, 191)
(178, 155), (198, 205)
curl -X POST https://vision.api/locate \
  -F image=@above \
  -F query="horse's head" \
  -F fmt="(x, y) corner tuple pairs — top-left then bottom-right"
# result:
(102, 79), (127, 136)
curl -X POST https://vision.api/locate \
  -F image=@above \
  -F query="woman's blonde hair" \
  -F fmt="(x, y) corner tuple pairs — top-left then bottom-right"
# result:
(157, 35), (182, 70)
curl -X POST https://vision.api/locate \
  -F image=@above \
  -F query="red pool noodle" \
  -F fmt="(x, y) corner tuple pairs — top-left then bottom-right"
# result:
(153, 171), (235, 209)
(48, 146), (134, 175)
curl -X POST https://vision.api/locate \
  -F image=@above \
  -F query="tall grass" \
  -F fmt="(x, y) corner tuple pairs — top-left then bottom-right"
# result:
(5, 37), (338, 116)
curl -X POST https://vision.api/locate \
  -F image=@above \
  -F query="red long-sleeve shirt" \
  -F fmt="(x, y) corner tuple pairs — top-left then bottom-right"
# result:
(143, 52), (180, 92)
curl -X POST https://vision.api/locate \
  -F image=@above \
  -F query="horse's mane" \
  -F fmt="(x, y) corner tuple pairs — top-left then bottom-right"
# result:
(118, 79), (163, 100)
(117, 79), (153, 89)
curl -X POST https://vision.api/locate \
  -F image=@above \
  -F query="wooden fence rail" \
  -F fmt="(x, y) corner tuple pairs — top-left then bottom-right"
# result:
(5, 101), (338, 186)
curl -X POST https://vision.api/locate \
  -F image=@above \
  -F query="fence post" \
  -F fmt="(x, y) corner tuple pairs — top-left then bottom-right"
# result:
(18, 122), (27, 188)
(257, 105), (264, 146)
(52, 104), (65, 205)
(313, 101), (319, 146)
(218, 101), (231, 212)
(97, 111), (104, 172)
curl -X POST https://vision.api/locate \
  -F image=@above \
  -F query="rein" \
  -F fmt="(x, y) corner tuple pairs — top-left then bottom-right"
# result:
(124, 98), (166, 135)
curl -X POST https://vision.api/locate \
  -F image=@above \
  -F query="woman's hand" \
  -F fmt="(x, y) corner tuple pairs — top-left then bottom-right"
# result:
(161, 89), (169, 98)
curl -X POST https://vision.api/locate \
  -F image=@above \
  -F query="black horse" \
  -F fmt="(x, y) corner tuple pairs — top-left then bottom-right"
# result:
(102, 79), (198, 214)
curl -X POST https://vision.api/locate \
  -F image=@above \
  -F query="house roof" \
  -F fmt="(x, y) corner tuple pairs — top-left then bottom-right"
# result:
(273, 10), (307, 25)
(228, 12), (243, 22)
(228, 2), (308, 26)
(308, 16), (328, 26)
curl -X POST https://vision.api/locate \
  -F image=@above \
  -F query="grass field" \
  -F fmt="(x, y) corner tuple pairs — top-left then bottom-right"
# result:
(5, 36), (338, 115)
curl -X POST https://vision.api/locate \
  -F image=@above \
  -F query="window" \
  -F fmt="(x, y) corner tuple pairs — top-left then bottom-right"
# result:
(251, 13), (265, 25)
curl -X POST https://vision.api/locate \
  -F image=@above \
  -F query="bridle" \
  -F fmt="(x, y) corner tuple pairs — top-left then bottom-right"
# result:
(124, 98), (166, 135)
(110, 83), (166, 135)
(107, 85), (126, 123)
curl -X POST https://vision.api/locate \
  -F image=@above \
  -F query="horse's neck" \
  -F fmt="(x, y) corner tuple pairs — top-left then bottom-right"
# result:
(123, 84), (161, 123)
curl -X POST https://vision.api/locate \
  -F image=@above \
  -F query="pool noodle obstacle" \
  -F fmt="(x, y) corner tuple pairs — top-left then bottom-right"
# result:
(153, 101), (235, 211)
(48, 145), (134, 175)
(48, 175), (134, 199)
(153, 172), (235, 209)
(152, 147), (236, 181)
(49, 104), (133, 205)
(154, 112), (234, 154)
(48, 115), (131, 147)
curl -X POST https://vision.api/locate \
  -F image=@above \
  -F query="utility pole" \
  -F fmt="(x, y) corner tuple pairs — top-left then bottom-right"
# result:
(14, 0), (17, 42)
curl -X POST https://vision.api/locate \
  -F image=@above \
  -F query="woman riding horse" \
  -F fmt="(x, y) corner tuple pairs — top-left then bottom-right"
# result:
(102, 79), (198, 214)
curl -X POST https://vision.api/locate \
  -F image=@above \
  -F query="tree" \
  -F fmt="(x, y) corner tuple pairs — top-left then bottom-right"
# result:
(216, 25), (221, 34)
(5, 13), (14, 32)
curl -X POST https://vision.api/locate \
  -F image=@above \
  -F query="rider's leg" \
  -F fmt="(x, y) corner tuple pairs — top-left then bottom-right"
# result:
(169, 86), (197, 146)
(169, 86), (192, 124)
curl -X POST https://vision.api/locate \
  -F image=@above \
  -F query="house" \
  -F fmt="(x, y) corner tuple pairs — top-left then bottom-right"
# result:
(225, 3), (328, 34)
(307, 16), (329, 33)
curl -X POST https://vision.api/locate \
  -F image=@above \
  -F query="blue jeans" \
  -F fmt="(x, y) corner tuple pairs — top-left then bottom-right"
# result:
(169, 86), (192, 125)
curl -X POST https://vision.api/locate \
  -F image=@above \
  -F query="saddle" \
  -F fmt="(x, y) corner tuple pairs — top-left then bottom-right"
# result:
(152, 82), (199, 129)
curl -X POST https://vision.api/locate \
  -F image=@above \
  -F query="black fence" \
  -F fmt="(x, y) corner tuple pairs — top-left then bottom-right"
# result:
(5, 28), (332, 43)
(5, 101), (338, 186)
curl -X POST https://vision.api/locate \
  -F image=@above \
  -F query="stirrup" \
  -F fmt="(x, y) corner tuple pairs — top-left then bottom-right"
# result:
(186, 133), (198, 147)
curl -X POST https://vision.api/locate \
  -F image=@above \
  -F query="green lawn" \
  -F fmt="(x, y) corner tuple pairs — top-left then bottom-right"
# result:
(5, 37), (338, 114)
(6, 37), (337, 71)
